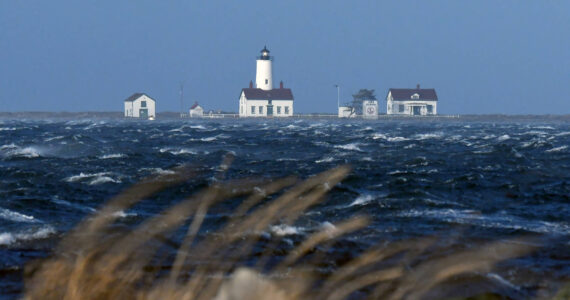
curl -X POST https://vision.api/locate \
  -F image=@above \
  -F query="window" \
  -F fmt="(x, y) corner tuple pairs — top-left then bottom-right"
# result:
(285, 106), (289, 114)
(277, 106), (281, 114)
(411, 93), (419, 100)
(427, 105), (433, 114)
(399, 105), (405, 113)
(251, 106), (255, 114)
(265, 79), (268, 84)
(259, 106), (263, 114)
(141, 101), (147, 108)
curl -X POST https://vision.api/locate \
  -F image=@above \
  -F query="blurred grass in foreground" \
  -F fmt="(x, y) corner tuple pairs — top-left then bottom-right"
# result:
(22, 160), (569, 299)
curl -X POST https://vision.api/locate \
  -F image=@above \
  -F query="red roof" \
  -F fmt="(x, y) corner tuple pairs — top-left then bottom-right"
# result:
(190, 102), (200, 109)
(241, 88), (294, 100)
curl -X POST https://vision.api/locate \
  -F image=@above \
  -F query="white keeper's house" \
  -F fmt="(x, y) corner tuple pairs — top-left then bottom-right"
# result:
(386, 85), (438, 116)
(124, 93), (156, 119)
(239, 46), (294, 117)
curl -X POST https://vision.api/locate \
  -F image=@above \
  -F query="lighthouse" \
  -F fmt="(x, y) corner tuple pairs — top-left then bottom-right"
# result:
(255, 46), (273, 90)
(238, 46), (294, 117)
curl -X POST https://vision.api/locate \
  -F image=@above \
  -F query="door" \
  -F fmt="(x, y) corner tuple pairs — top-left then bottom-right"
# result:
(139, 109), (148, 118)
(412, 106), (421, 115)
(267, 105), (273, 116)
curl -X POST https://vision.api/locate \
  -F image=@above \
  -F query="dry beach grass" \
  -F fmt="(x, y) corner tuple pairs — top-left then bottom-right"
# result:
(22, 160), (568, 299)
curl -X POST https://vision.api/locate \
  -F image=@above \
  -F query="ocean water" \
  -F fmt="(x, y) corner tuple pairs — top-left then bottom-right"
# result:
(0, 117), (569, 298)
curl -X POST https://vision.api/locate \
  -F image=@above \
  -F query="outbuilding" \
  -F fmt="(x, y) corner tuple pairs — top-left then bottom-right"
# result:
(189, 102), (204, 118)
(386, 85), (438, 116)
(124, 93), (156, 119)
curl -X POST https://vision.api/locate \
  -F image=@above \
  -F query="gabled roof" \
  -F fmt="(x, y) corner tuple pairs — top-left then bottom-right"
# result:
(124, 93), (155, 102)
(190, 102), (202, 110)
(388, 88), (438, 101)
(241, 88), (294, 101)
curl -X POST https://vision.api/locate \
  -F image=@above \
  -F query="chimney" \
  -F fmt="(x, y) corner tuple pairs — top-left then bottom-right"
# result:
(249, 81), (253, 88)
(280, 81), (284, 89)
(416, 84), (420, 89)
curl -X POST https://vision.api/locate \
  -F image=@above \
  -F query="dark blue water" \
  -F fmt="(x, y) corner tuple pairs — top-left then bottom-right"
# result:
(1, 118), (569, 298)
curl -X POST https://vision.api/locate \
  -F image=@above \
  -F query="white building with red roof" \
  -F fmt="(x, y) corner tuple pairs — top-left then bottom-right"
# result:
(239, 47), (294, 117)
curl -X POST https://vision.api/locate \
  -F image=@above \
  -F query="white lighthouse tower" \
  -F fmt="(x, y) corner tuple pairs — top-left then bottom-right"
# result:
(239, 46), (294, 117)
(255, 46), (273, 90)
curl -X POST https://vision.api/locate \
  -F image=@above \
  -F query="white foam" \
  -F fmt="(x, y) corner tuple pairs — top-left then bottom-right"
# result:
(0, 227), (56, 246)
(348, 194), (375, 207)
(497, 135), (510, 142)
(0, 208), (40, 223)
(190, 125), (207, 130)
(89, 176), (120, 185)
(546, 145), (567, 153)
(65, 172), (120, 185)
(159, 148), (197, 155)
(51, 198), (96, 213)
(201, 136), (217, 142)
(396, 209), (570, 235)
(44, 135), (65, 142)
(99, 153), (126, 159)
(0, 127), (17, 131)
(414, 132), (443, 140)
(387, 136), (409, 142)
(372, 133), (388, 140)
(1, 144), (43, 158)
(334, 143), (362, 151)
(316, 156), (335, 163)
(270, 224), (302, 236)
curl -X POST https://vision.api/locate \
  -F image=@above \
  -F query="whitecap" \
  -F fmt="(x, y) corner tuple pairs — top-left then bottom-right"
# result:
(201, 136), (217, 142)
(190, 125), (207, 130)
(372, 133), (388, 140)
(387, 137), (409, 142)
(159, 148), (197, 155)
(497, 135), (510, 142)
(546, 145), (567, 153)
(334, 143), (362, 151)
(89, 176), (120, 185)
(44, 135), (65, 142)
(348, 194), (375, 207)
(64, 172), (120, 185)
(316, 156), (335, 163)
(0, 127), (17, 131)
(98, 153), (126, 159)
(0, 227), (56, 246)
(270, 224), (303, 236)
(413, 132), (443, 140)
(51, 198), (96, 213)
(0, 208), (40, 223)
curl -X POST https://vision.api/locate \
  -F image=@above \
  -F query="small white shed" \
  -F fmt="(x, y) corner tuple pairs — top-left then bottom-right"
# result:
(189, 102), (204, 118)
(124, 93), (156, 119)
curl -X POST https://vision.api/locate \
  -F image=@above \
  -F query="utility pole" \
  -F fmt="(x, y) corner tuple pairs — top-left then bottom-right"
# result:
(334, 84), (340, 110)
(179, 82), (184, 118)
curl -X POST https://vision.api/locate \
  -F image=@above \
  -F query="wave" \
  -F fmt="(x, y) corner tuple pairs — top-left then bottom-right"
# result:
(413, 132), (443, 140)
(396, 209), (570, 235)
(0, 144), (43, 159)
(348, 194), (375, 207)
(334, 143), (362, 152)
(315, 156), (335, 163)
(269, 224), (304, 236)
(98, 153), (126, 159)
(497, 135), (511, 142)
(0, 127), (18, 131)
(0, 208), (40, 223)
(0, 226), (56, 246)
(159, 148), (197, 155)
(64, 172), (120, 185)
(51, 198), (96, 213)
(546, 146), (567, 153)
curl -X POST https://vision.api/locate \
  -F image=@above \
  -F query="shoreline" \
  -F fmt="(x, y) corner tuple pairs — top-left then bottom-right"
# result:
(0, 111), (569, 122)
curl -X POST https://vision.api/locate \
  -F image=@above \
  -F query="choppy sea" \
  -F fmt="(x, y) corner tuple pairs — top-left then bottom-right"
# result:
(1, 117), (569, 298)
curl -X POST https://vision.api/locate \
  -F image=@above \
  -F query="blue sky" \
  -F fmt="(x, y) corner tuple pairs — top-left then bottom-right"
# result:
(0, 1), (568, 114)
